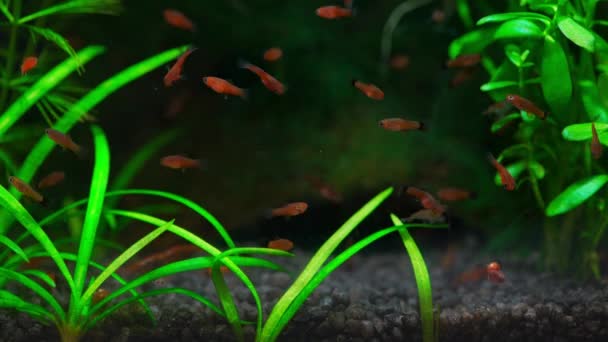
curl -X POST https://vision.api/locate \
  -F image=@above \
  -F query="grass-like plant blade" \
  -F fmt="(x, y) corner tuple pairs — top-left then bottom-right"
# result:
(390, 214), (437, 342)
(0, 3), (13, 22)
(546, 174), (608, 216)
(18, 0), (121, 24)
(0, 148), (18, 174)
(0, 185), (74, 289)
(262, 187), (394, 341)
(212, 264), (244, 341)
(24, 25), (81, 69)
(22, 269), (56, 288)
(0, 290), (53, 323)
(0, 45), (189, 236)
(39, 189), (235, 248)
(0, 45), (105, 138)
(0, 235), (28, 262)
(105, 209), (264, 340)
(0, 267), (65, 321)
(86, 287), (228, 330)
(68, 125), (110, 325)
(80, 219), (175, 305)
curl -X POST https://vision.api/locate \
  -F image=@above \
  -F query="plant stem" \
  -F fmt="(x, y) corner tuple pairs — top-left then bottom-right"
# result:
(0, 0), (21, 113)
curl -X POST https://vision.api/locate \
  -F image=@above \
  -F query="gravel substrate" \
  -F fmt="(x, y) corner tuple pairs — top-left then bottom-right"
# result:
(1, 237), (607, 342)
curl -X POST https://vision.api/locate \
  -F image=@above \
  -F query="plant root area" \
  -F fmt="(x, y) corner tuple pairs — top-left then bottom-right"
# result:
(2, 239), (607, 342)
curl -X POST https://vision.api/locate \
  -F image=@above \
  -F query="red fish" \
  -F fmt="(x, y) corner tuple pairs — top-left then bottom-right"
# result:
(352, 80), (384, 100)
(37, 171), (65, 190)
(268, 238), (294, 252)
(160, 155), (203, 171)
(92, 288), (109, 304)
(437, 187), (476, 201)
(164, 48), (196, 87)
(163, 9), (196, 32)
(390, 54), (410, 70)
(123, 244), (199, 275)
(591, 122), (603, 159)
(267, 202), (308, 218)
(449, 67), (476, 88)
(21, 56), (38, 75)
(482, 100), (511, 116)
(379, 118), (424, 132)
(487, 153), (515, 191)
(505, 94), (548, 120)
(9, 176), (45, 204)
(45, 128), (86, 158)
(446, 54), (481, 68)
(316, 6), (354, 19)
(486, 261), (505, 284)
(263, 47), (283, 62)
(238, 60), (286, 95)
(404, 186), (446, 215)
(203, 77), (248, 99)
(402, 208), (446, 224)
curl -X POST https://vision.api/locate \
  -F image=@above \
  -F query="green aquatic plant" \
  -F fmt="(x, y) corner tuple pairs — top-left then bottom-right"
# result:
(448, 0), (608, 277)
(0, 125), (290, 342)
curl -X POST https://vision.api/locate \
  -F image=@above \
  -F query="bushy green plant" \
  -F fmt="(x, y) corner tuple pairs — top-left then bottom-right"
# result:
(448, 0), (608, 278)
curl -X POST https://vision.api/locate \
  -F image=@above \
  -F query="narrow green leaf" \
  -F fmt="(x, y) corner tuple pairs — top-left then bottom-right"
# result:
(212, 264), (244, 342)
(24, 26), (82, 71)
(0, 3), (13, 22)
(494, 19), (544, 40)
(579, 80), (608, 122)
(491, 113), (520, 133)
(18, 0), (121, 24)
(541, 35), (572, 114)
(22, 270), (56, 288)
(557, 17), (595, 52)
(477, 12), (550, 26)
(546, 175), (608, 216)
(0, 235), (28, 262)
(0, 291), (53, 323)
(562, 122), (608, 145)
(448, 28), (496, 59)
(455, 0), (473, 29)
(480, 81), (517, 92)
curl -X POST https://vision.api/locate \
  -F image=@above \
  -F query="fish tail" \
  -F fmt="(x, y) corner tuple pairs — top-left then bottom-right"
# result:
(350, 79), (358, 87)
(418, 121), (426, 131)
(486, 152), (497, 165)
(196, 159), (208, 170)
(262, 208), (275, 219)
(240, 88), (250, 100)
(469, 191), (478, 199)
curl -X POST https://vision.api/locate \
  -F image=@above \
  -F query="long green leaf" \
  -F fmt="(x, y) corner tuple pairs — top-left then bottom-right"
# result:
(480, 81), (517, 92)
(491, 113), (520, 133)
(0, 291), (53, 323)
(18, 0), (122, 24)
(541, 35), (572, 114)
(68, 125), (110, 325)
(212, 263), (244, 342)
(477, 12), (551, 26)
(0, 235), (28, 262)
(562, 122), (608, 145)
(390, 214), (435, 342)
(546, 175), (608, 216)
(557, 17), (595, 52)
(0, 46), (104, 138)
(22, 269), (56, 288)
(24, 25), (82, 70)
(0, 45), (188, 236)
(262, 187), (394, 341)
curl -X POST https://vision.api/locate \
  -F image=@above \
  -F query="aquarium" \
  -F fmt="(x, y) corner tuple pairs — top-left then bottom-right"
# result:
(0, 0), (607, 341)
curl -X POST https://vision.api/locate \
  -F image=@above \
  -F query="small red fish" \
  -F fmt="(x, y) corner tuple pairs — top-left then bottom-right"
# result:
(45, 128), (86, 158)
(379, 118), (424, 132)
(505, 94), (548, 120)
(263, 47), (283, 62)
(92, 288), (109, 304)
(267, 202), (308, 218)
(37, 171), (65, 190)
(404, 186), (446, 215)
(163, 9), (196, 32)
(9, 176), (45, 204)
(316, 6), (354, 19)
(402, 208), (446, 224)
(164, 48), (196, 87)
(21, 56), (38, 75)
(203, 77), (248, 99)
(446, 54), (481, 68)
(352, 80), (384, 100)
(487, 153), (515, 191)
(449, 67), (476, 88)
(124, 244), (199, 275)
(238, 61), (286, 95)
(591, 122), (603, 159)
(268, 238), (294, 252)
(390, 55), (410, 70)
(452, 264), (486, 286)
(160, 155), (203, 171)
(482, 100), (511, 116)
(486, 261), (505, 284)
(437, 187), (476, 201)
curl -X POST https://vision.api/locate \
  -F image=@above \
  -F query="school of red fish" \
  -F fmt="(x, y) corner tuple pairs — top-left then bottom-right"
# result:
(20, 2), (602, 284)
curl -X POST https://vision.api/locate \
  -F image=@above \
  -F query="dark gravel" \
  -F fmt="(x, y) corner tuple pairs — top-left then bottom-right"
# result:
(1, 237), (607, 341)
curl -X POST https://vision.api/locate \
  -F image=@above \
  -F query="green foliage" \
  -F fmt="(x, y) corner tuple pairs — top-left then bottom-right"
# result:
(449, 0), (608, 277)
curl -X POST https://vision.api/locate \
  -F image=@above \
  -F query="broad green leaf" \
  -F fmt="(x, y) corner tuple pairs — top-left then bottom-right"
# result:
(477, 12), (550, 26)
(557, 17), (595, 52)
(448, 28), (496, 58)
(494, 19), (544, 40)
(24, 26), (83, 72)
(562, 122), (608, 145)
(541, 35), (572, 113)
(579, 80), (608, 122)
(546, 175), (608, 216)
(18, 0), (121, 24)
(491, 113), (520, 133)
(493, 160), (545, 186)
(480, 81), (517, 92)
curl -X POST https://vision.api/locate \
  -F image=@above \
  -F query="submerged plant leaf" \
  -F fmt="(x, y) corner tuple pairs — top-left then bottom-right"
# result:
(557, 17), (595, 52)
(477, 12), (550, 26)
(0, 235), (28, 263)
(546, 175), (608, 216)
(480, 81), (517, 92)
(562, 122), (608, 145)
(491, 113), (520, 133)
(18, 0), (122, 24)
(448, 28), (496, 58)
(494, 19), (544, 40)
(541, 35), (572, 113)
(493, 160), (545, 186)
(579, 80), (608, 122)
(24, 26), (83, 72)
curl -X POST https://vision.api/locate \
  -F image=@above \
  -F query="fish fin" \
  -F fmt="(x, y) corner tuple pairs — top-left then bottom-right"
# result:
(486, 152), (496, 164)
(418, 121), (426, 131)
(350, 79), (358, 87)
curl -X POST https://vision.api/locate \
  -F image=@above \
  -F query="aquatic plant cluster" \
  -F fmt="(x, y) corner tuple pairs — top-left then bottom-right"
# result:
(0, 1), (451, 341)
